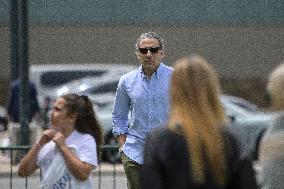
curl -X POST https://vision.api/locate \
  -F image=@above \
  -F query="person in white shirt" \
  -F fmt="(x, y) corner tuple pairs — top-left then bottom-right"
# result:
(18, 93), (103, 188)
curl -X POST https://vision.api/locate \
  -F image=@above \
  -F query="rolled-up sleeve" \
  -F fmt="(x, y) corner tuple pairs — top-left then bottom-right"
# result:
(112, 76), (130, 136)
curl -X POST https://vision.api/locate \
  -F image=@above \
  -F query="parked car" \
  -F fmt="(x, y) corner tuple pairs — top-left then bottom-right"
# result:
(221, 95), (258, 122)
(229, 111), (273, 160)
(51, 73), (122, 99)
(41, 68), (129, 131)
(221, 95), (274, 160)
(35, 64), (135, 163)
(30, 63), (136, 109)
(221, 94), (258, 112)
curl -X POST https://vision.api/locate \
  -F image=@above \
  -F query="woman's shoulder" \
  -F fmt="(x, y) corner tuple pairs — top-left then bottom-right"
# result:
(67, 130), (96, 146)
(147, 127), (183, 143)
(144, 127), (189, 166)
(146, 126), (188, 157)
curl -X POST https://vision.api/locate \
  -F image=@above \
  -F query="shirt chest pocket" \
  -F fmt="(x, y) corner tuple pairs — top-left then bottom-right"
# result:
(129, 83), (169, 112)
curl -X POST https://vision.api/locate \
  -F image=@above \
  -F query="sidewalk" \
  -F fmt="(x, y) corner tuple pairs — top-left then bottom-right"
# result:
(0, 131), (125, 177)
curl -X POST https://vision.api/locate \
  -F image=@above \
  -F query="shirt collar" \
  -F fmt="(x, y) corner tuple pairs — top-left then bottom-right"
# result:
(139, 62), (165, 79)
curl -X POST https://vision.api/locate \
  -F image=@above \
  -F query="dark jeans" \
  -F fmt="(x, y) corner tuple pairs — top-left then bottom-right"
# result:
(121, 152), (142, 189)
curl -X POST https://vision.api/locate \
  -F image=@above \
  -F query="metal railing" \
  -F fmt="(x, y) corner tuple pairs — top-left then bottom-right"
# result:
(0, 145), (124, 189)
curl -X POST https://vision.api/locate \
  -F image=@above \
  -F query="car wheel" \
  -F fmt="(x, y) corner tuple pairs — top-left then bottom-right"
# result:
(103, 130), (121, 164)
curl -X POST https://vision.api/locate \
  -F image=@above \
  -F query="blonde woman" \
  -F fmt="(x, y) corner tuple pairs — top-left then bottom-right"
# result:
(141, 55), (257, 189)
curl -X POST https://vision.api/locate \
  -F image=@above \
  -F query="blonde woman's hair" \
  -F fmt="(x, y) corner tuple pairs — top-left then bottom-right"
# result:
(168, 55), (228, 185)
(267, 63), (284, 110)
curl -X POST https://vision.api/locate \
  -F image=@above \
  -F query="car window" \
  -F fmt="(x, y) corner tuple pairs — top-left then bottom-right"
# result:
(40, 70), (106, 87)
(85, 81), (119, 94)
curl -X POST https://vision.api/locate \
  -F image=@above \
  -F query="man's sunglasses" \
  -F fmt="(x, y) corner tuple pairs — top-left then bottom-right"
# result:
(138, 47), (161, 54)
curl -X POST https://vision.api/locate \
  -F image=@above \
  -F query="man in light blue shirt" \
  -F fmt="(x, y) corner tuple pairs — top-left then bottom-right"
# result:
(112, 32), (173, 189)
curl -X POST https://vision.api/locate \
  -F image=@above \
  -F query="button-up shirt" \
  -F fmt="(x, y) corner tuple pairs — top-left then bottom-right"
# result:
(112, 63), (173, 164)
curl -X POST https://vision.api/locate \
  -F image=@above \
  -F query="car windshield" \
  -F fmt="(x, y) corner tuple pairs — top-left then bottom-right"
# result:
(40, 70), (106, 87)
(83, 81), (119, 95)
(223, 102), (253, 120)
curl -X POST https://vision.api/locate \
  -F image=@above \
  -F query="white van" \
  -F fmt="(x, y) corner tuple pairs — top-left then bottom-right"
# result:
(29, 63), (136, 109)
